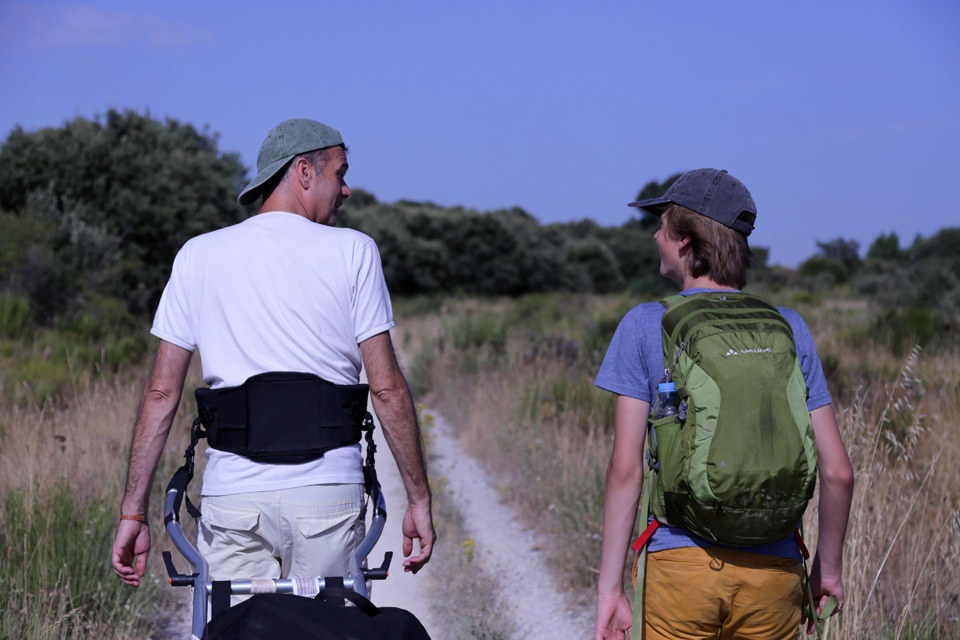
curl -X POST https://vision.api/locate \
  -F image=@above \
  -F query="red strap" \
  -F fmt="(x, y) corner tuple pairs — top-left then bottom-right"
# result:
(632, 519), (660, 551)
(794, 528), (810, 560)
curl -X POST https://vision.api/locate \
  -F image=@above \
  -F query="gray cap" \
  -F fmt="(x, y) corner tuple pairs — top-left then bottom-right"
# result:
(628, 168), (756, 236)
(238, 119), (344, 206)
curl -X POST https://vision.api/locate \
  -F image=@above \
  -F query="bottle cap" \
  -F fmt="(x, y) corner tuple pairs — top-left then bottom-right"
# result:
(658, 382), (677, 393)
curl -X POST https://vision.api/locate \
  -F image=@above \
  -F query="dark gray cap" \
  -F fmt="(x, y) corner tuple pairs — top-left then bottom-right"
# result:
(238, 119), (344, 206)
(628, 168), (756, 236)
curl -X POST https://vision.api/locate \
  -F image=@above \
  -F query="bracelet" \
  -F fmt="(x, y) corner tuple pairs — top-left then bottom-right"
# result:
(119, 514), (147, 522)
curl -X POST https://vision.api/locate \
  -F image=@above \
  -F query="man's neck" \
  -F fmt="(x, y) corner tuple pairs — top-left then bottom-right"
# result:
(260, 192), (307, 219)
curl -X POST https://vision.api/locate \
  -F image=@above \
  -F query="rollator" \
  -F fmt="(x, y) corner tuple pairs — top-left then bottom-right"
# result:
(161, 412), (430, 640)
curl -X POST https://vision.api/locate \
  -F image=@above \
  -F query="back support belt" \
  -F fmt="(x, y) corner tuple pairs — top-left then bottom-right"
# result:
(195, 371), (369, 464)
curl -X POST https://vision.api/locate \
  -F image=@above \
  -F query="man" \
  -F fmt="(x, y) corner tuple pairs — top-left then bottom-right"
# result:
(594, 169), (854, 639)
(111, 118), (435, 591)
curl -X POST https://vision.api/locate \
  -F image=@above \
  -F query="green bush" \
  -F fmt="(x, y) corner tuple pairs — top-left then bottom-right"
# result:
(872, 309), (956, 355)
(1, 329), (152, 405)
(448, 313), (507, 354)
(0, 292), (31, 338)
(788, 291), (823, 308)
(798, 256), (849, 286)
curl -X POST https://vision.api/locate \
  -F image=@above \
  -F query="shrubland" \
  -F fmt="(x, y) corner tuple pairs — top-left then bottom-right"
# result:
(398, 291), (960, 640)
(2, 112), (958, 637)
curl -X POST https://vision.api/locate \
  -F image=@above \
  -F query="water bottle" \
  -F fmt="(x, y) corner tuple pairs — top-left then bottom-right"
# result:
(648, 381), (681, 472)
(652, 382), (680, 419)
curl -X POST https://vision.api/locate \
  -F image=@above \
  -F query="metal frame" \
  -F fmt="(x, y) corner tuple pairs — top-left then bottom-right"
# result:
(163, 479), (390, 639)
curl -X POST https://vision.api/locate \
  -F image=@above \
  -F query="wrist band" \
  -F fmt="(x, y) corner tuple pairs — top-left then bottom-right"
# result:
(119, 514), (146, 522)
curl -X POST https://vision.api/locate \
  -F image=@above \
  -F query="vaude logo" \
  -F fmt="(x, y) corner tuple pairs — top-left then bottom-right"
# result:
(724, 347), (773, 356)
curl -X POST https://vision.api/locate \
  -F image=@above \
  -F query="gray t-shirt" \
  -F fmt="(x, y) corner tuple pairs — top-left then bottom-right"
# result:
(595, 288), (831, 559)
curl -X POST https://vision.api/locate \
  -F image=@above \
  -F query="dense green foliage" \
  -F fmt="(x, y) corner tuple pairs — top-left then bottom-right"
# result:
(0, 110), (252, 326)
(1, 111), (957, 355)
(851, 229), (960, 352)
(783, 230), (960, 351)
(339, 190), (673, 297)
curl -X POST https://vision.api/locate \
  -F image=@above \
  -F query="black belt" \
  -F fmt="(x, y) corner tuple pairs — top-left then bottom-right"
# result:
(195, 371), (370, 464)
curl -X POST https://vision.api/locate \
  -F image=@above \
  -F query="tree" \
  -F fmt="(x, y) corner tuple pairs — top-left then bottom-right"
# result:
(866, 232), (905, 262)
(853, 226), (960, 351)
(628, 172), (683, 231)
(565, 237), (625, 293)
(0, 110), (251, 321)
(815, 238), (860, 270)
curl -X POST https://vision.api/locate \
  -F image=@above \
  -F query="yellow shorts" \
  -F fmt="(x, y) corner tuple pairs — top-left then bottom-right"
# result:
(641, 546), (802, 640)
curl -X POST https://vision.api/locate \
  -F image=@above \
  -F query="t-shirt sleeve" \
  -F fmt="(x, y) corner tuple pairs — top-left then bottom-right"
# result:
(151, 246), (197, 351)
(595, 309), (655, 402)
(352, 238), (395, 343)
(780, 307), (832, 411)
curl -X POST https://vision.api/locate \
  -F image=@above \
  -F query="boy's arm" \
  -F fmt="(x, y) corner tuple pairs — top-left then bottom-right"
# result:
(595, 395), (648, 640)
(807, 404), (854, 615)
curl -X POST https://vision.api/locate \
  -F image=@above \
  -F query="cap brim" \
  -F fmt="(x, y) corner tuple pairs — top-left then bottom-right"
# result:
(627, 196), (672, 216)
(237, 155), (295, 206)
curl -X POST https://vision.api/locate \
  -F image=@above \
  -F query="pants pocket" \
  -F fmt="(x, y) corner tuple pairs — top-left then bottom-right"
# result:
(292, 504), (363, 579)
(297, 505), (362, 538)
(201, 500), (261, 538)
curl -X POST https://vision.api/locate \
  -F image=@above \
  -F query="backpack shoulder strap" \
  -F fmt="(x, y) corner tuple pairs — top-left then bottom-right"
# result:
(659, 294), (685, 309)
(631, 466), (656, 639)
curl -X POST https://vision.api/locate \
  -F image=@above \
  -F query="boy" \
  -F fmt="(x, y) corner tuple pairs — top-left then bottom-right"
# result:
(594, 169), (853, 640)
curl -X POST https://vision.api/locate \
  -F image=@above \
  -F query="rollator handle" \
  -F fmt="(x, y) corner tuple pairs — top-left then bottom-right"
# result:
(363, 551), (393, 581)
(163, 550), (198, 587)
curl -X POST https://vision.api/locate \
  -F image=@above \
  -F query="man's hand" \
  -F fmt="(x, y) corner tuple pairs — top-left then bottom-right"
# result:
(400, 502), (436, 573)
(596, 591), (633, 640)
(111, 519), (151, 588)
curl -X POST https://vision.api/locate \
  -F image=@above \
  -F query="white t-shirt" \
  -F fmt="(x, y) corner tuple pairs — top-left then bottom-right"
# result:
(151, 211), (394, 495)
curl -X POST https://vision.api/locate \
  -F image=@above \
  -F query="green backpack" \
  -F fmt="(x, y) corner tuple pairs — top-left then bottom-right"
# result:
(646, 291), (818, 546)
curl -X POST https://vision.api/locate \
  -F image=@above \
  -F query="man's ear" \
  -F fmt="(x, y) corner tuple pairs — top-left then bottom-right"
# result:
(293, 156), (313, 189)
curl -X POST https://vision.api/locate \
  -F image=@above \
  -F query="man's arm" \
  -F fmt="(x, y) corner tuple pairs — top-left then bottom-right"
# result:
(359, 331), (435, 573)
(112, 339), (193, 587)
(806, 404), (854, 627)
(595, 395), (648, 640)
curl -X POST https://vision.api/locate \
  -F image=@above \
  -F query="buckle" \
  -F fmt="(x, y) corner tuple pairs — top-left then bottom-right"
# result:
(199, 404), (215, 428)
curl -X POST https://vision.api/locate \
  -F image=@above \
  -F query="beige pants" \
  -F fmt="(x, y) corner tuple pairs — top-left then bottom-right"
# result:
(198, 484), (365, 587)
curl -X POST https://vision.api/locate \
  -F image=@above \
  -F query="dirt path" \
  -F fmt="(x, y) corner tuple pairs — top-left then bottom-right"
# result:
(373, 408), (593, 640)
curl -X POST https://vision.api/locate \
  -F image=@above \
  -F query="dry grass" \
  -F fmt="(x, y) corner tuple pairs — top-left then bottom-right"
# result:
(0, 353), (204, 638)
(403, 293), (960, 639)
(806, 346), (960, 638)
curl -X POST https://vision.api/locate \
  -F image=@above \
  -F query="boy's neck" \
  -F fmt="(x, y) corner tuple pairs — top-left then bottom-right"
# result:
(682, 274), (737, 291)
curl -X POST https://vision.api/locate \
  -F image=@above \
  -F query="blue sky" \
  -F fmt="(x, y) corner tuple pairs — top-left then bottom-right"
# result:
(1, 0), (957, 267)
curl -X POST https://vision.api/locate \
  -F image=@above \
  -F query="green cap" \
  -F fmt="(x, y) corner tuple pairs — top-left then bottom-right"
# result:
(238, 119), (344, 206)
